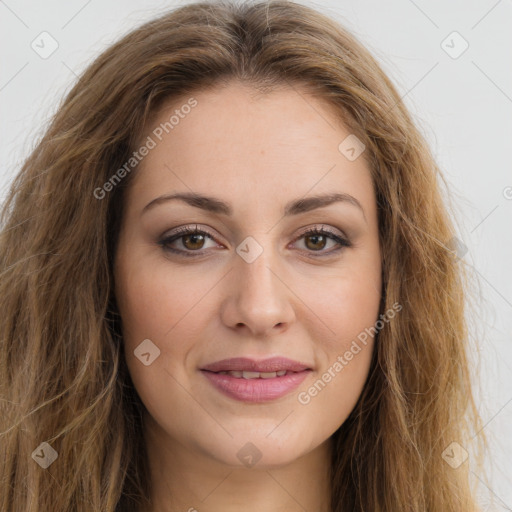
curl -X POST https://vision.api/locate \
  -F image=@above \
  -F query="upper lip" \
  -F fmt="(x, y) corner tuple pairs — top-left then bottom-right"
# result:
(200, 357), (312, 373)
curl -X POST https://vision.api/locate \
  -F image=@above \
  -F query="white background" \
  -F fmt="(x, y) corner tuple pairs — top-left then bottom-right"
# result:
(1, 0), (511, 508)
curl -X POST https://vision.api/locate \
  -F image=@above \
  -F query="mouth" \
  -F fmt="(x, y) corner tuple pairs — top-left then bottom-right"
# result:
(199, 357), (312, 402)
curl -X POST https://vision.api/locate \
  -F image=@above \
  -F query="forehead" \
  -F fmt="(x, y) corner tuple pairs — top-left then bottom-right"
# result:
(127, 81), (375, 218)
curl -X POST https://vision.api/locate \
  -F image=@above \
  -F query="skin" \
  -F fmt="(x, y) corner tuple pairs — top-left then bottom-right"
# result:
(114, 80), (382, 512)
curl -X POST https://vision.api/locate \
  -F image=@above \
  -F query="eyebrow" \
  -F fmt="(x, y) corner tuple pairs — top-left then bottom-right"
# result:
(141, 191), (366, 221)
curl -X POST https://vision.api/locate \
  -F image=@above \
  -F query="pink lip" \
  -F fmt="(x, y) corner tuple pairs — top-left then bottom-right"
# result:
(201, 369), (311, 402)
(200, 356), (312, 373)
(200, 357), (313, 403)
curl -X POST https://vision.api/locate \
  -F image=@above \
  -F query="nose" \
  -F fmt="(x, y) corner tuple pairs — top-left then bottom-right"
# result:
(220, 244), (296, 338)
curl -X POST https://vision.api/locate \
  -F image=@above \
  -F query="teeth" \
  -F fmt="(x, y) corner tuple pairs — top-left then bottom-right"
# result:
(216, 370), (292, 378)
(243, 371), (263, 379)
(259, 372), (278, 379)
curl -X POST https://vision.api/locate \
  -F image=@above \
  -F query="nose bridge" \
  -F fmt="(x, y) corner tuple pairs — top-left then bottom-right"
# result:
(236, 237), (281, 303)
(223, 233), (295, 334)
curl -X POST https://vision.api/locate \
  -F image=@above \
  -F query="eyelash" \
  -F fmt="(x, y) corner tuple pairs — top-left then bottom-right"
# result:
(158, 224), (351, 258)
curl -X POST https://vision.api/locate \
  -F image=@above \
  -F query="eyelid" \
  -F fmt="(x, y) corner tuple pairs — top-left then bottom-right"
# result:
(160, 223), (223, 245)
(292, 223), (348, 242)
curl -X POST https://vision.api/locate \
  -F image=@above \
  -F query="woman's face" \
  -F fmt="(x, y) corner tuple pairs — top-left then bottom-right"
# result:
(114, 81), (382, 468)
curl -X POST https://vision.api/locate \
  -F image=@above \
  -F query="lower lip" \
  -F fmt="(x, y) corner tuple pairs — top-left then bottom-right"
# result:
(200, 370), (311, 402)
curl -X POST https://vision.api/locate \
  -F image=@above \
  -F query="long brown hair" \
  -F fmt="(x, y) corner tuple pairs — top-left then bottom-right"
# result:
(0, 1), (488, 510)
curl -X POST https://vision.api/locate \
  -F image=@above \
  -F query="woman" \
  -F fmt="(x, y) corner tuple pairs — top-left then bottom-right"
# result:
(0, 1), (488, 510)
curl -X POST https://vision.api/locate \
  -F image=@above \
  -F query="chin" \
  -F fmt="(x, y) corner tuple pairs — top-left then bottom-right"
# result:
(198, 428), (315, 469)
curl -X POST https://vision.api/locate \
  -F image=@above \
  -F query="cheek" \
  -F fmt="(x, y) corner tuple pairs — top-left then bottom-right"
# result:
(115, 262), (207, 416)
(115, 261), (226, 400)
(298, 342), (374, 431)
(339, 281), (380, 344)
(304, 256), (382, 348)
(115, 261), (214, 344)
(295, 261), (381, 419)
(297, 277), (380, 423)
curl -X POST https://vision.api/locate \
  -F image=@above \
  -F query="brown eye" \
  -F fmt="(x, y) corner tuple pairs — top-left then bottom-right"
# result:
(182, 233), (207, 250)
(304, 233), (328, 251)
(294, 226), (351, 257)
(159, 225), (219, 256)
